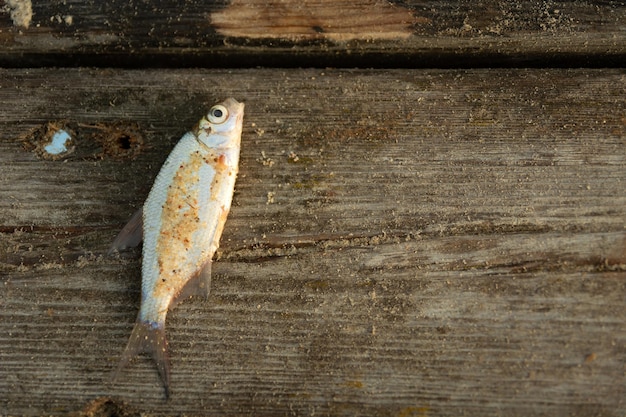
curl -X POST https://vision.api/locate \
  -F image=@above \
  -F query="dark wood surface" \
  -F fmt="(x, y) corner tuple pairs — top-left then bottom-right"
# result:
(1, 0), (626, 416)
(0, 1), (625, 67)
(1, 68), (625, 416)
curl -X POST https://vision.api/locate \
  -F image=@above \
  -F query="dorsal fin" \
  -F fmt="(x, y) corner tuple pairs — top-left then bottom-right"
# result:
(108, 207), (143, 254)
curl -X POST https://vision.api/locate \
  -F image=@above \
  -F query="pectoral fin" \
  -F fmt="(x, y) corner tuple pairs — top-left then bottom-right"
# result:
(108, 207), (143, 254)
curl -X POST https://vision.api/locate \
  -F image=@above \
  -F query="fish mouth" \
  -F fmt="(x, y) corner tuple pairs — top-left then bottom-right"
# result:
(223, 97), (245, 118)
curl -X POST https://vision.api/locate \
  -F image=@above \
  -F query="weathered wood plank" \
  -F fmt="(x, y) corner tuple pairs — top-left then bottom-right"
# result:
(0, 68), (625, 416)
(0, 1), (625, 67)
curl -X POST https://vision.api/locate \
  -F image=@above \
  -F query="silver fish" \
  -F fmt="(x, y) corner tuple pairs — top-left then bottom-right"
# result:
(111, 98), (245, 398)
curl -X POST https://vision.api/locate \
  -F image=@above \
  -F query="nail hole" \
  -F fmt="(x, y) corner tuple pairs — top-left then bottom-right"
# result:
(117, 134), (132, 150)
(21, 120), (76, 160)
(92, 121), (144, 159)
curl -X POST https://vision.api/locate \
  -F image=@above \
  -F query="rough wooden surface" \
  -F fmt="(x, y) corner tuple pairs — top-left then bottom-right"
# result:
(0, 1), (625, 67)
(0, 68), (625, 416)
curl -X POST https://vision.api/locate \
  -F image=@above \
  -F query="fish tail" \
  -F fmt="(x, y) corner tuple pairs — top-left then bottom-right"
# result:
(112, 320), (171, 399)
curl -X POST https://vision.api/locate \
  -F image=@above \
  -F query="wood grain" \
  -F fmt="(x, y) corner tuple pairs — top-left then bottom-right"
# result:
(0, 1), (625, 67)
(211, 0), (417, 41)
(0, 68), (625, 416)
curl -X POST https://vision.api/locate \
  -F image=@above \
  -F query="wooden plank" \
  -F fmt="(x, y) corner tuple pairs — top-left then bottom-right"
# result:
(0, 1), (625, 67)
(0, 68), (625, 416)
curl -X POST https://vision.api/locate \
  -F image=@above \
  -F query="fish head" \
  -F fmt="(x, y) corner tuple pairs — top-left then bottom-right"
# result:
(196, 98), (245, 148)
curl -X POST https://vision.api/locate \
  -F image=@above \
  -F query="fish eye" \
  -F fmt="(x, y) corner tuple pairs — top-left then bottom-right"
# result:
(208, 105), (229, 124)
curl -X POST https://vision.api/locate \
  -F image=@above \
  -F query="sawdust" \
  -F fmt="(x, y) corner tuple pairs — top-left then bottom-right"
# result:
(4, 0), (32, 29)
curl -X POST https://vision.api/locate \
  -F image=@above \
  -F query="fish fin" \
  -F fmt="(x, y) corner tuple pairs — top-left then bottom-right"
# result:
(108, 207), (143, 254)
(113, 320), (171, 399)
(171, 262), (212, 309)
(197, 261), (212, 298)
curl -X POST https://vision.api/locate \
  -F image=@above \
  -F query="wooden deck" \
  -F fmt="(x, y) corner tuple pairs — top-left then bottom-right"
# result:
(1, 2), (625, 416)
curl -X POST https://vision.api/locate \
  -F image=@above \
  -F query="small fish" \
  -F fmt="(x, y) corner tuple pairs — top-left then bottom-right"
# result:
(110, 98), (245, 398)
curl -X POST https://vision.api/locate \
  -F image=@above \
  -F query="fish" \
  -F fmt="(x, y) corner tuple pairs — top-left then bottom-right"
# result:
(110, 98), (245, 398)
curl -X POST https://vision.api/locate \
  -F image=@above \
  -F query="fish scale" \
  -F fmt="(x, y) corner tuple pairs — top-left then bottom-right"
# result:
(143, 140), (210, 320)
(110, 98), (245, 399)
